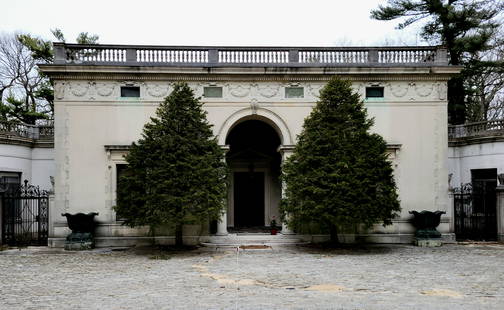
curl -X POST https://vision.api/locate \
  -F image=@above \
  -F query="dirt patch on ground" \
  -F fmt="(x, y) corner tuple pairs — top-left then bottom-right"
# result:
(420, 289), (463, 298)
(305, 284), (346, 292)
(239, 245), (271, 250)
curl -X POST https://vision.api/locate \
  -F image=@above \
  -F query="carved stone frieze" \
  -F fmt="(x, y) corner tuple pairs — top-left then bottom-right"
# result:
(228, 84), (251, 98)
(389, 82), (411, 98)
(96, 82), (116, 97)
(437, 82), (447, 100)
(258, 84), (280, 98)
(54, 81), (66, 100)
(308, 84), (323, 97)
(55, 80), (445, 103)
(414, 82), (434, 97)
(146, 83), (169, 98)
(70, 82), (90, 97)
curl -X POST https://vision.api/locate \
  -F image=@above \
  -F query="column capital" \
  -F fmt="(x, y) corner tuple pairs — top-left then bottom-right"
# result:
(277, 145), (295, 154)
(277, 145), (295, 162)
(220, 144), (230, 154)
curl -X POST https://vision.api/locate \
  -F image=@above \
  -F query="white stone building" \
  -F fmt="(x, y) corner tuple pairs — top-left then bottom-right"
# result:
(2, 43), (468, 246)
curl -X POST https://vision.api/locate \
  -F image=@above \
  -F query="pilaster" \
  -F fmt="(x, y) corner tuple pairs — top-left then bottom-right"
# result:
(496, 185), (504, 241)
(278, 145), (295, 235)
(217, 145), (230, 236)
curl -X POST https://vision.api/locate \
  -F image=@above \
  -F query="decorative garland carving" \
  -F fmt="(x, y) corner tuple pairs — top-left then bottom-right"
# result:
(437, 82), (447, 100)
(96, 82), (115, 97)
(308, 84), (323, 97)
(146, 83), (169, 98)
(389, 82), (410, 98)
(229, 84), (250, 98)
(70, 82), (89, 97)
(258, 84), (279, 98)
(54, 81), (66, 100)
(414, 82), (434, 97)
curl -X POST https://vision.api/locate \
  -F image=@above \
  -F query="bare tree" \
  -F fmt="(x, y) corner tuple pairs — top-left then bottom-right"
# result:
(0, 34), (23, 104)
(465, 29), (504, 121)
(0, 33), (49, 123)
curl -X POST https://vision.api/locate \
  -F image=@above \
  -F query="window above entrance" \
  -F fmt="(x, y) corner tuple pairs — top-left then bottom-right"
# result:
(120, 86), (140, 98)
(365, 86), (384, 99)
(203, 86), (223, 98)
(285, 87), (304, 98)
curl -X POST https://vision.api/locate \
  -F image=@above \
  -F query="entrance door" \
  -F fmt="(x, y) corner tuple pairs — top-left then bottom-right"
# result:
(1, 181), (49, 246)
(234, 172), (264, 227)
(454, 169), (497, 241)
(471, 169), (497, 240)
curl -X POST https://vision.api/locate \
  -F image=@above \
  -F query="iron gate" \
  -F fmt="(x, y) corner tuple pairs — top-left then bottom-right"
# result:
(1, 180), (49, 246)
(454, 182), (497, 241)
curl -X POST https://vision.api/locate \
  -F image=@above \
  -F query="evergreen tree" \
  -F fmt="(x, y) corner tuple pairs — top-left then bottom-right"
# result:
(114, 82), (228, 246)
(371, 0), (503, 124)
(281, 77), (400, 244)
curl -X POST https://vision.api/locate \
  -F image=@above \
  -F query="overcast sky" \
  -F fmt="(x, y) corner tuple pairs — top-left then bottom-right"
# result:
(2, 0), (425, 46)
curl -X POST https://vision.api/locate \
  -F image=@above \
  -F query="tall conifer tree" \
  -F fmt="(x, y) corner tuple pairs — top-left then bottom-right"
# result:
(371, 0), (503, 124)
(281, 77), (400, 244)
(115, 82), (227, 246)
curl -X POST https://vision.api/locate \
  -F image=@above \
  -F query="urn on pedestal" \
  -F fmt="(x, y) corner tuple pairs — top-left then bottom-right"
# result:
(409, 210), (445, 247)
(61, 212), (99, 250)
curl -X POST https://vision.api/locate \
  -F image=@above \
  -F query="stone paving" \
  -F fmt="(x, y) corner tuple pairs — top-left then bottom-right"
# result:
(0, 243), (503, 310)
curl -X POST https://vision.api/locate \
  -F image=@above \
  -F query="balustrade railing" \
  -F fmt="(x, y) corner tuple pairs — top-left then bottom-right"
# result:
(0, 121), (54, 141)
(448, 119), (504, 139)
(53, 43), (448, 66)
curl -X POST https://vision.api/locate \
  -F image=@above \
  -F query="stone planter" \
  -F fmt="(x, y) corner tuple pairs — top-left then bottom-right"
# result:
(409, 210), (445, 247)
(62, 212), (99, 250)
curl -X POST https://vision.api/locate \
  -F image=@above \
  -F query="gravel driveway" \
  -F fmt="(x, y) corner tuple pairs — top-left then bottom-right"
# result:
(1, 243), (503, 309)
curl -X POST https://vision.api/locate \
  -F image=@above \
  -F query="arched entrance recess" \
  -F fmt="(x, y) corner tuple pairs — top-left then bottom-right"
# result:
(217, 108), (293, 146)
(225, 119), (282, 229)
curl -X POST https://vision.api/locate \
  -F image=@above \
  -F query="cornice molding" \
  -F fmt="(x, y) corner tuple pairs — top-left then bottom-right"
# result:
(42, 64), (458, 82)
(49, 74), (453, 82)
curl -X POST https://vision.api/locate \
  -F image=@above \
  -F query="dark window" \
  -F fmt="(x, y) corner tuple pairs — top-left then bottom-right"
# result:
(203, 86), (223, 98)
(121, 86), (140, 97)
(0, 171), (21, 192)
(366, 87), (384, 98)
(471, 168), (497, 214)
(115, 164), (128, 221)
(285, 87), (304, 98)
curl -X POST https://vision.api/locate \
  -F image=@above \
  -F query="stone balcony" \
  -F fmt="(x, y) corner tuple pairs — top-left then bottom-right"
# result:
(448, 119), (504, 146)
(52, 43), (449, 67)
(0, 121), (54, 147)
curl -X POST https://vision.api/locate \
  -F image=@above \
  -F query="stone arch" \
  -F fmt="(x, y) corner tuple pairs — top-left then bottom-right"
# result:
(217, 108), (293, 146)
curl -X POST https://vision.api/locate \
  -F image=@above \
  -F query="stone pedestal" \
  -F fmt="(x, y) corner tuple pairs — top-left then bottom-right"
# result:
(64, 232), (95, 250)
(281, 220), (294, 235)
(216, 210), (228, 236)
(414, 238), (443, 247)
(497, 186), (504, 241)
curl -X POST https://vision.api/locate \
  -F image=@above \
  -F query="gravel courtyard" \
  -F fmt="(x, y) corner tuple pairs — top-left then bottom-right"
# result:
(1, 243), (503, 310)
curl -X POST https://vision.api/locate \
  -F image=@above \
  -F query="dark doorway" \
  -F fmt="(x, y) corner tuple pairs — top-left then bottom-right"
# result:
(234, 172), (264, 227)
(226, 120), (281, 228)
(454, 169), (497, 241)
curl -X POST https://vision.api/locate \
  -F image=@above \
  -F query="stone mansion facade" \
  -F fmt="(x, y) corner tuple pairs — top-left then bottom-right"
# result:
(9, 43), (495, 246)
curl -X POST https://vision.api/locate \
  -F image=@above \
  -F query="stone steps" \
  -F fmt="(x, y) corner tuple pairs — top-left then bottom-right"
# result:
(201, 233), (308, 248)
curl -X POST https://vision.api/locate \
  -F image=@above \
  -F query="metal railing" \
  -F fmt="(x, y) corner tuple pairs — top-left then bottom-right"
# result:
(0, 121), (54, 141)
(53, 43), (448, 67)
(448, 119), (504, 139)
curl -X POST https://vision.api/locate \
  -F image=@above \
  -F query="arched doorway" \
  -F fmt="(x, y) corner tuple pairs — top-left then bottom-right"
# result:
(226, 120), (282, 229)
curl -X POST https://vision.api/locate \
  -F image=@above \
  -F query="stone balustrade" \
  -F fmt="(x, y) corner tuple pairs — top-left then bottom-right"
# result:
(53, 43), (448, 67)
(448, 119), (504, 139)
(0, 121), (54, 141)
